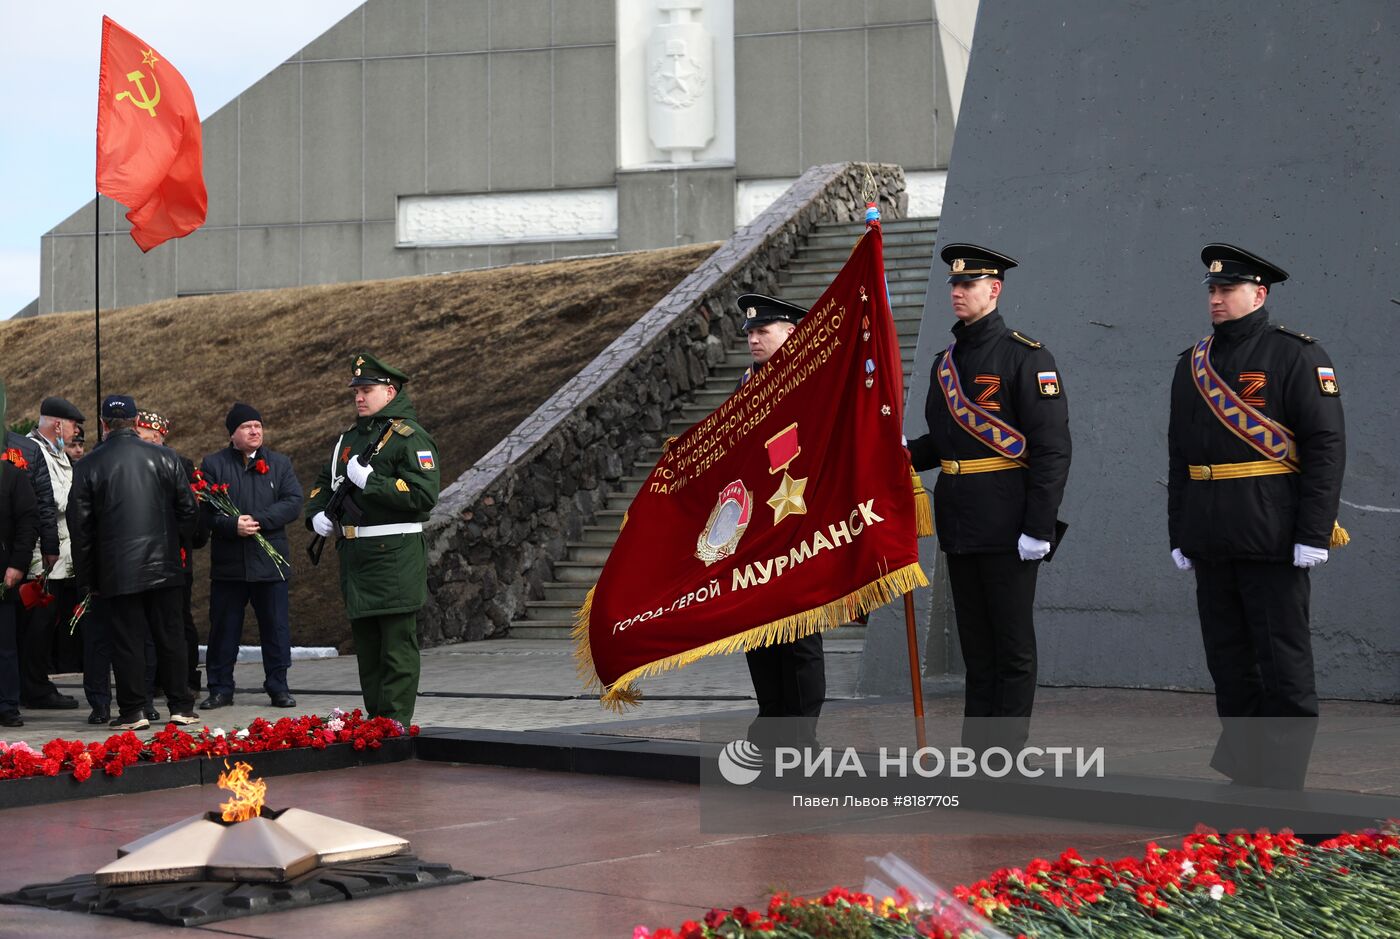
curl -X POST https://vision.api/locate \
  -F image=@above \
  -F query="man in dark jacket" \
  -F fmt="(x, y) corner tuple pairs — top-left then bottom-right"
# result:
(200, 404), (301, 709)
(906, 244), (1072, 755)
(1167, 244), (1345, 789)
(0, 379), (41, 728)
(6, 414), (59, 575)
(66, 395), (200, 731)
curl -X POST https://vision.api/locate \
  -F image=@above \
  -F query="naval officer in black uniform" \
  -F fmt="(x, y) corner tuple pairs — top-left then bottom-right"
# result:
(906, 245), (1072, 754)
(1168, 244), (1346, 789)
(736, 294), (826, 749)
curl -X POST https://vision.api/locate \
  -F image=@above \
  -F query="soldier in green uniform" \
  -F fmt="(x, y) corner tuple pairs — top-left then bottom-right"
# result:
(306, 354), (440, 724)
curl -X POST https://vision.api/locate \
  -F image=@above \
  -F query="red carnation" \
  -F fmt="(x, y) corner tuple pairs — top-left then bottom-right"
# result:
(253, 458), (269, 475)
(3, 448), (28, 470)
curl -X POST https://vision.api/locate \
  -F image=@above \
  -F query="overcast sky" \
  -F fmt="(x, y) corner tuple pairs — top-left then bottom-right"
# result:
(0, 1), (365, 319)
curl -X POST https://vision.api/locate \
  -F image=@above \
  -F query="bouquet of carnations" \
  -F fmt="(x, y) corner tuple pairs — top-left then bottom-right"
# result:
(191, 469), (290, 578)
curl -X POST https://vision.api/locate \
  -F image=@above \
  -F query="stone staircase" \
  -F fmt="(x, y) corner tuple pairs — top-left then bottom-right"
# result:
(509, 216), (940, 639)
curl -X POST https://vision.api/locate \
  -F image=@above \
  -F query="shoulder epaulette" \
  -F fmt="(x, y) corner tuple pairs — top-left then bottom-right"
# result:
(392, 420), (416, 437)
(1275, 325), (1317, 343)
(1010, 330), (1042, 349)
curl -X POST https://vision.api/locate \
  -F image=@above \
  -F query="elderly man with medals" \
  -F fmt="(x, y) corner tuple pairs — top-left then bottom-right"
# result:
(906, 244), (1072, 755)
(1167, 244), (1346, 790)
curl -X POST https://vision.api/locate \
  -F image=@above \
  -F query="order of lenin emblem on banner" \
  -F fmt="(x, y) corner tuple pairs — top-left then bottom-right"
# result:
(695, 480), (752, 566)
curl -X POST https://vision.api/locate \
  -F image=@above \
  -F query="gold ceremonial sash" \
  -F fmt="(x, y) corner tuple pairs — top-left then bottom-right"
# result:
(1190, 336), (1298, 469)
(936, 342), (1029, 463)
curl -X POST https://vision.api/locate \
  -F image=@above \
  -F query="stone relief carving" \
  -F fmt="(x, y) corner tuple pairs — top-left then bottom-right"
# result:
(398, 189), (618, 246)
(646, 0), (714, 162)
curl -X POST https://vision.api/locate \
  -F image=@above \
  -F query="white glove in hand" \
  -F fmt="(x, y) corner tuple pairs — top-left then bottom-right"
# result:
(1172, 548), (1193, 572)
(345, 457), (373, 489)
(311, 512), (335, 537)
(1292, 544), (1328, 568)
(1017, 533), (1051, 561)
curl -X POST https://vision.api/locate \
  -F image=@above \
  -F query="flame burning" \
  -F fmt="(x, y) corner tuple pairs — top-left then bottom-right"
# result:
(217, 760), (267, 822)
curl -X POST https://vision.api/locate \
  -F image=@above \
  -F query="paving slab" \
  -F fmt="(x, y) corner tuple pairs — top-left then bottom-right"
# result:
(30, 639), (864, 747)
(0, 761), (1164, 938)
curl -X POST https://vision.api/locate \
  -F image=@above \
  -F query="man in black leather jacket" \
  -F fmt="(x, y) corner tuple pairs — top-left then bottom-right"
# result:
(66, 395), (200, 731)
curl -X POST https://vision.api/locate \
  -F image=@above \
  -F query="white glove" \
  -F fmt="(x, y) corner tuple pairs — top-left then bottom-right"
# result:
(1017, 533), (1051, 561)
(1172, 548), (1193, 571)
(345, 457), (373, 489)
(311, 512), (334, 537)
(1293, 544), (1328, 568)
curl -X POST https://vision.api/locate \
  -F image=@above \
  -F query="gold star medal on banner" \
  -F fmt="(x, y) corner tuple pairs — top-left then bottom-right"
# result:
(767, 472), (808, 525)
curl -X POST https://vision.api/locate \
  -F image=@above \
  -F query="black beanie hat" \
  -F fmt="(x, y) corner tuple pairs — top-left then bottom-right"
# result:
(225, 402), (262, 435)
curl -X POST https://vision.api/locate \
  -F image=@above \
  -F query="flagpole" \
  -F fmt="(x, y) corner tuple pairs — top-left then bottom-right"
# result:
(860, 172), (928, 750)
(903, 593), (927, 749)
(94, 192), (102, 439)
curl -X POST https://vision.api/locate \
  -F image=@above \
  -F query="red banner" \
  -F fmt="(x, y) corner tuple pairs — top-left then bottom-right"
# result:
(577, 223), (926, 706)
(96, 16), (207, 251)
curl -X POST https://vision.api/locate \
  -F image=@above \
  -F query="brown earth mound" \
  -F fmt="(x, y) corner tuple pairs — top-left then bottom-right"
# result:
(0, 244), (716, 650)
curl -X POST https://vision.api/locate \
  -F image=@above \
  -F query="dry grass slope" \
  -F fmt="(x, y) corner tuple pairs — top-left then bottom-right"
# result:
(0, 244), (717, 649)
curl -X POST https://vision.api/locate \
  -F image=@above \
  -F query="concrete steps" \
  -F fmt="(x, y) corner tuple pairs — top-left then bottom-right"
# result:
(509, 215), (939, 643)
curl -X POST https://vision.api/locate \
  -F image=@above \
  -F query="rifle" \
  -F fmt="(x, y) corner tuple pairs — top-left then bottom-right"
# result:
(307, 420), (397, 566)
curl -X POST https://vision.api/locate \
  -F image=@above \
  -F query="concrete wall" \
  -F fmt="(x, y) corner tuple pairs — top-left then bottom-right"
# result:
(904, 0), (1400, 701)
(39, 0), (965, 315)
(734, 1), (954, 180)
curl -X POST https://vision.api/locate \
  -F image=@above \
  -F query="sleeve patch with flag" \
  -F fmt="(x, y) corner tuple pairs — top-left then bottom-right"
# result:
(1317, 366), (1339, 395)
(1037, 370), (1062, 397)
(416, 450), (436, 470)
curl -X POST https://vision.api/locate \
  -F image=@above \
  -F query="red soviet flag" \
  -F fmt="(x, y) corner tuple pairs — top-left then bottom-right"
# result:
(96, 16), (207, 251)
(576, 221), (926, 707)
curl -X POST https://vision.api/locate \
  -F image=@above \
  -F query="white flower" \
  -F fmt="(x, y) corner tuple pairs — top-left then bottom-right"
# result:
(210, 728), (226, 738)
(1180, 860), (1196, 875)
(327, 718), (344, 733)
(1209, 884), (1224, 901)
(330, 707), (345, 719)
(235, 728), (249, 739)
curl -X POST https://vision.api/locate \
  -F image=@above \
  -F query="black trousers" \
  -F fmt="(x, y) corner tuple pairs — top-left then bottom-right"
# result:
(1194, 559), (1317, 788)
(206, 580), (291, 697)
(182, 576), (200, 692)
(83, 600), (158, 711)
(745, 633), (825, 746)
(0, 598), (17, 713)
(947, 551), (1040, 752)
(105, 587), (193, 718)
(18, 578), (78, 702)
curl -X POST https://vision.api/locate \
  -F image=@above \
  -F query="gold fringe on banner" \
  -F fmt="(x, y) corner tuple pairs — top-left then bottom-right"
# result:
(910, 469), (934, 538)
(573, 562), (928, 712)
(1330, 519), (1350, 548)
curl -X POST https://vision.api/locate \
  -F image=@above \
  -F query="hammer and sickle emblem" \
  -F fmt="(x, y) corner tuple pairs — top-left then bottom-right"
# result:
(115, 68), (161, 118)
